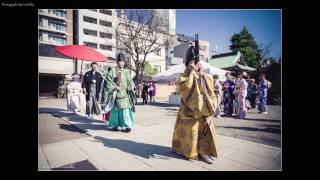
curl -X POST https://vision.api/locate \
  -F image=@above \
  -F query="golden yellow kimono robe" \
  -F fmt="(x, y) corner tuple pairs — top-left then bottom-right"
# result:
(172, 70), (218, 159)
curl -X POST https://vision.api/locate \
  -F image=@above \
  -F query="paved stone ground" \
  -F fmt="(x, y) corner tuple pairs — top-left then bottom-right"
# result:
(38, 97), (281, 147)
(38, 113), (90, 145)
(38, 97), (281, 171)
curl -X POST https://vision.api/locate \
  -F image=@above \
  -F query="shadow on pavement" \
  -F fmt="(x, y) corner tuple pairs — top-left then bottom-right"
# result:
(242, 118), (281, 123)
(92, 136), (188, 161)
(39, 107), (103, 124)
(215, 125), (281, 134)
(39, 107), (115, 132)
(58, 123), (88, 134)
(147, 102), (178, 107)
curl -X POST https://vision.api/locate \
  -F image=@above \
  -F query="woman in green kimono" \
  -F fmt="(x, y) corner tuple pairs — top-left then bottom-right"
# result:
(101, 53), (135, 133)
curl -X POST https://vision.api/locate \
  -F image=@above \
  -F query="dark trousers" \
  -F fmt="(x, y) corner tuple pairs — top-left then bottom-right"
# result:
(250, 93), (257, 108)
(142, 93), (148, 104)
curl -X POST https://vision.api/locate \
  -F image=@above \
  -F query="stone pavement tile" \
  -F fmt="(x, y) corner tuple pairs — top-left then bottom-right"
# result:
(73, 137), (110, 155)
(225, 150), (281, 170)
(86, 157), (107, 171)
(216, 145), (238, 158)
(38, 146), (51, 171)
(89, 148), (155, 171)
(193, 157), (259, 171)
(217, 135), (281, 159)
(271, 151), (282, 169)
(134, 125), (174, 141)
(42, 140), (89, 169)
(131, 147), (208, 171)
(122, 128), (172, 147)
(82, 132), (205, 171)
(67, 120), (115, 137)
(92, 135), (160, 156)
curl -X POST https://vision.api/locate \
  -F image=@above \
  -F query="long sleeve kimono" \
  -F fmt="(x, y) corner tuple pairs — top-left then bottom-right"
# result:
(172, 70), (218, 159)
(102, 67), (135, 129)
(223, 79), (235, 115)
(67, 81), (84, 113)
(235, 78), (248, 118)
(258, 79), (268, 113)
(214, 80), (222, 116)
(82, 70), (103, 115)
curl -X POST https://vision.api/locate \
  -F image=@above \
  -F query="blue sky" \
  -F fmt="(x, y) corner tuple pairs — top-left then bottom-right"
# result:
(176, 10), (281, 59)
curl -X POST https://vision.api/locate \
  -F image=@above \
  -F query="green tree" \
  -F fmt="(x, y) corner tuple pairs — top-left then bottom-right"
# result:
(143, 62), (159, 76)
(265, 57), (281, 105)
(230, 26), (260, 69)
(251, 57), (281, 105)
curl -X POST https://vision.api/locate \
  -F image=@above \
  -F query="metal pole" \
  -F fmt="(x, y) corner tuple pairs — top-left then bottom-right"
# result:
(74, 58), (78, 73)
(80, 59), (83, 74)
(80, 60), (84, 81)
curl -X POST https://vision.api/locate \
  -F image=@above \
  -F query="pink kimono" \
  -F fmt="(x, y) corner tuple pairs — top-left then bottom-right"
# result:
(235, 78), (248, 119)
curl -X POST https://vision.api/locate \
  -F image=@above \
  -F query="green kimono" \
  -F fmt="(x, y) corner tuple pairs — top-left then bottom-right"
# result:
(101, 67), (134, 129)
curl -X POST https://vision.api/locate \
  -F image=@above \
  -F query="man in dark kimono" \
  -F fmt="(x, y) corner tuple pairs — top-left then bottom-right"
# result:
(82, 62), (103, 119)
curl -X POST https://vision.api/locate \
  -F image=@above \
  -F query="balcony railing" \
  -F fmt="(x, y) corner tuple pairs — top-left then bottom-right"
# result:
(48, 10), (66, 18)
(46, 23), (66, 32)
(39, 10), (66, 20)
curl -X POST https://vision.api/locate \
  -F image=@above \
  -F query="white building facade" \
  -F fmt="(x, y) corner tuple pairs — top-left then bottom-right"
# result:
(38, 9), (72, 45)
(173, 33), (210, 64)
(73, 9), (118, 72)
(116, 10), (167, 76)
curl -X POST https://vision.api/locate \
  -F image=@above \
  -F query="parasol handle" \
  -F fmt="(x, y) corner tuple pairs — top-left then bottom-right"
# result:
(80, 59), (84, 75)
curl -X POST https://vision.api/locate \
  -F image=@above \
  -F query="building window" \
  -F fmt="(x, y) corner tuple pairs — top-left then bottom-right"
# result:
(56, 24), (66, 31)
(200, 45), (207, 52)
(99, 9), (112, 16)
(83, 29), (97, 36)
(39, 33), (43, 41)
(48, 10), (66, 18)
(83, 16), (97, 24)
(154, 49), (161, 56)
(99, 32), (112, 39)
(100, 44), (112, 51)
(99, 20), (112, 27)
(39, 19), (43, 27)
(84, 42), (98, 49)
(49, 35), (66, 45)
(55, 10), (66, 18)
(48, 22), (66, 31)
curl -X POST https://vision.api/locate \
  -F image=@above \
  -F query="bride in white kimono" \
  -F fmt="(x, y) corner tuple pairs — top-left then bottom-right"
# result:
(67, 74), (85, 113)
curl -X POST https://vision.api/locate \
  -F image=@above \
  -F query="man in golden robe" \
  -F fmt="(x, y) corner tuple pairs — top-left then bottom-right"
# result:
(172, 46), (218, 164)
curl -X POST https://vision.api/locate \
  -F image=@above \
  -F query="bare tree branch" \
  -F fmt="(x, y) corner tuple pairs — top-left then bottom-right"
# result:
(115, 10), (166, 87)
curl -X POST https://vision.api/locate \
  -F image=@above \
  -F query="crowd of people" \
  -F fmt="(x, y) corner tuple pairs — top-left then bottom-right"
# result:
(141, 82), (156, 105)
(66, 54), (135, 133)
(66, 62), (270, 124)
(63, 46), (272, 165)
(216, 70), (270, 120)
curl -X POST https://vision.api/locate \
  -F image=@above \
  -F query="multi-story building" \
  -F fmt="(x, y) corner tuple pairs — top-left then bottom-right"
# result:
(38, 9), (74, 97)
(38, 9), (176, 96)
(116, 10), (167, 76)
(38, 9), (73, 45)
(153, 9), (178, 70)
(73, 9), (118, 72)
(199, 39), (210, 62)
(173, 33), (210, 64)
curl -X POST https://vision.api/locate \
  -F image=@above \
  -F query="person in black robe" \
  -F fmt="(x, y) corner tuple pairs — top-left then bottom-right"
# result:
(82, 62), (103, 118)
